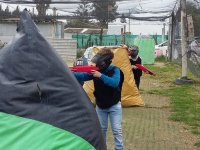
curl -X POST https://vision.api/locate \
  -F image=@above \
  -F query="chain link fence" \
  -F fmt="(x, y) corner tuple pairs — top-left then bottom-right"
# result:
(72, 34), (166, 49)
(172, 40), (200, 78)
(188, 49), (200, 78)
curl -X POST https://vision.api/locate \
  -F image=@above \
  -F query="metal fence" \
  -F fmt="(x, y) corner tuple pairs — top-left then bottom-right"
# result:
(188, 49), (200, 78)
(72, 34), (167, 49)
(171, 39), (200, 78)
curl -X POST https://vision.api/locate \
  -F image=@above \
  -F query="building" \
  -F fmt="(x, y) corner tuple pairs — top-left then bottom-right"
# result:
(0, 18), (77, 61)
(108, 19), (168, 36)
(0, 18), (65, 42)
(64, 27), (108, 39)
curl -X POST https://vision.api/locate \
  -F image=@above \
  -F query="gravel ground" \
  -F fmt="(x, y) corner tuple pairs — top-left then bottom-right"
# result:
(106, 75), (199, 150)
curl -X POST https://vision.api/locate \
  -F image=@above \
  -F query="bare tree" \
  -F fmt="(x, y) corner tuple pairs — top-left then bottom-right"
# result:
(120, 14), (127, 23)
(5, 6), (10, 13)
(92, 0), (118, 28)
(91, 0), (118, 45)
(13, 6), (20, 16)
(34, 0), (51, 17)
(66, 0), (98, 28)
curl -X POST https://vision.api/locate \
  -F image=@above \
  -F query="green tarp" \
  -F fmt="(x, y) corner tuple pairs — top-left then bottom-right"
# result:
(72, 34), (166, 49)
(134, 37), (155, 65)
(0, 112), (95, 150)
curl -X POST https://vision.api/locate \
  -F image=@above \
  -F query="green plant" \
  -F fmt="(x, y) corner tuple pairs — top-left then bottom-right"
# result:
(155, 56), (166, 62)
(76, 49), (85, 58)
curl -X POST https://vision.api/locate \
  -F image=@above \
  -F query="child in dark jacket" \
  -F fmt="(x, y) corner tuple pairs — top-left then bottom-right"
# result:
(129, 45), (142, 89)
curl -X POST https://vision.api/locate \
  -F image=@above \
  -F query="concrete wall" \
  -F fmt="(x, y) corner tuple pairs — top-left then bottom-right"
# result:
(0, 21), (64, 42)
(0, 23), (17, 37)
(64, 33), (73, 39)
(0, 22), (77, 62)
(48, 38), (77, 62)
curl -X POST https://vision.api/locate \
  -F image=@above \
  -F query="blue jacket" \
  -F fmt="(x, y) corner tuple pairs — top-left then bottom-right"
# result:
(73, 64), (123, 109)
(73, 64), (120, 88)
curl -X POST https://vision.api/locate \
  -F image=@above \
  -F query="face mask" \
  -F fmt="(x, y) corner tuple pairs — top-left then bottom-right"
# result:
(91, 54), (112, 71)
(97, 60), (112, 71)
(130, 50), (138, 58)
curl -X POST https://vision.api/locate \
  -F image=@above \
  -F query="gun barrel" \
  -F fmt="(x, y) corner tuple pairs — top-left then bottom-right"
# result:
(70, 65), (99, 72)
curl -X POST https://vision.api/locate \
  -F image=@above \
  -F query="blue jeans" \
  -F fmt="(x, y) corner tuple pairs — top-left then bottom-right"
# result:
(96, 102), (123, 150)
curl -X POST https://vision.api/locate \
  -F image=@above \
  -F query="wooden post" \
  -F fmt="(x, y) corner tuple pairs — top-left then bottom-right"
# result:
(168, 13), (175, 61)
(124, 24), (126, 44)
(181, 0), (188, 78)
(129, 9), (131, 33)
(168, 17), (172, 61)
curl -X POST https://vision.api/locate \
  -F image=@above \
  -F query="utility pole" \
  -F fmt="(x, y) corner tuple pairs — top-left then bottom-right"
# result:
(162, 23), (166, 42)
(124, 24), (126, 44)
(129, 9), (130, 33)
(181, 0), (187, 78)
(53, 7), (56, 16)
(121, 25), (126, 44)
(168, 12), (175, 61)
(171, 13), (175, 61)
(107, 0), (109, 23)
(168, 17), (172, 60)
(176, 0), (193, 84)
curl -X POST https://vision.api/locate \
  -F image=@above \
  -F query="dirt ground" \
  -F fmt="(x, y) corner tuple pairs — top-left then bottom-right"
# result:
(106, 72), (199, 150)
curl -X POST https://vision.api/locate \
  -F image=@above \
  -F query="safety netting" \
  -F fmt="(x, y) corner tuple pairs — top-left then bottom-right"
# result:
(72, 34), (166, 49)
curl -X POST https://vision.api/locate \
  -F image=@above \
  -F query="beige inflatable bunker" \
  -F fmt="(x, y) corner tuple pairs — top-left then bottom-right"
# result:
(83, 46), (144, 107)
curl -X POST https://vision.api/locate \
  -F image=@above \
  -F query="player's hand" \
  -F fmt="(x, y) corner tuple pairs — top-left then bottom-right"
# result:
(132, 65), (138, 70)
(91, 70), (102, 78)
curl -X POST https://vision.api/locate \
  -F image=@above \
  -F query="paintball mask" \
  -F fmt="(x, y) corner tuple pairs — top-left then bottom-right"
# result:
(91, 53), (112, 72)
(129, 46), (139, 59)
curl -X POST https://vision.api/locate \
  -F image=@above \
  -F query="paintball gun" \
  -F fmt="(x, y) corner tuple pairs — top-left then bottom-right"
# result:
(70, 65), (99, 72)
(135, 64), (156, 76)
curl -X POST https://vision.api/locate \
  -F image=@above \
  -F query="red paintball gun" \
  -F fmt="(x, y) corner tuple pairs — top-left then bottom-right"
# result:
(135, 64), (156, 76)
(70, 65), (99, 72)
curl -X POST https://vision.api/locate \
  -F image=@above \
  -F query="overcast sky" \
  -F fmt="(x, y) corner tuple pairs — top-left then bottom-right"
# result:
(0, 0), (178, 17)
(0, 0), (179, 35)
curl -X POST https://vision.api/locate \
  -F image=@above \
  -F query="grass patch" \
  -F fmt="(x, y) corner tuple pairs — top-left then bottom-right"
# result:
(145, 60), (200, 147)
(155, 56), (166, 62)
(195, 141), (200, 147)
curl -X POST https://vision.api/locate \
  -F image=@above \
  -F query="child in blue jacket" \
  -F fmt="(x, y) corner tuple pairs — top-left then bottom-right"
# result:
(73, 48), (124, 150)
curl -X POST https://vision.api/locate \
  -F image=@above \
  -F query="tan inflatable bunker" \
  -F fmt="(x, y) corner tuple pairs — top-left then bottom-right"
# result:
(83, 47), (144, 107)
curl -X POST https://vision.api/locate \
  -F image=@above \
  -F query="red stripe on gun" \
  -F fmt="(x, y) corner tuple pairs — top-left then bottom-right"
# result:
(135, 64), (156, 76)
(70, 65), (99, 72)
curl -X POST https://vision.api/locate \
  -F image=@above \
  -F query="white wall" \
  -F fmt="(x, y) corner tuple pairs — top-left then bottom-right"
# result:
(64, 33), (73, 39)
(0, 22), (65, 42)
(108, 19), (168, 35)
(107, 25), (124, 35)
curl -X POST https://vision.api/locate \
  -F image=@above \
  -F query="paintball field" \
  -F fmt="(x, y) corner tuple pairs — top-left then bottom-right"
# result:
(106, 63), (199, 150)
